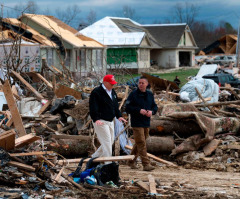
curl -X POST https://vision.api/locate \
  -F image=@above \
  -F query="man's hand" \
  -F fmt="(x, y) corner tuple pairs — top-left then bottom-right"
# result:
(140, 109), (147, 115)
(145, 110), (152, 117)
(95, 120), (104, 125)
(118, 117), (127, 123)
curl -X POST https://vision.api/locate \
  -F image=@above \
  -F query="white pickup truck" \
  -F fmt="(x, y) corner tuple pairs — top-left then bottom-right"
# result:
(205, 55), (236, 67)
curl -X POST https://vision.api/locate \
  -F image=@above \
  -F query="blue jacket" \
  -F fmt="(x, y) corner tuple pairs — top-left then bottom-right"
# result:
(125, 88), (158, 127)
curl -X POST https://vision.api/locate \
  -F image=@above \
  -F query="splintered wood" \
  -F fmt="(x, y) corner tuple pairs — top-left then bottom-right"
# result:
(3, 80), (26, 137)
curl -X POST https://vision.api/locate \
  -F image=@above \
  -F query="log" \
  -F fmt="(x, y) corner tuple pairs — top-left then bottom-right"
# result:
(47, 139), (91, 157)
(146, 136), (175, 153)
(150, 119), (202, 137)
(194, 100), (240, 107)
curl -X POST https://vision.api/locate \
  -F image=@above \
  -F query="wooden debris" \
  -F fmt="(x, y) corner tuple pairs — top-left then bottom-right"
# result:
(15, 133), (41, 148)
(10, 151), (55, 157)
(125, 145), (177, 167)
(57, 155), (135, 166)
(55, 84), (82, 99)
(54, 167), (65, 183)
(38, 100), (52, 115)
(3, 80), (27, 137)
(0, 129), (16, 150)
(11, 71), (44, 100)
(51, 134), (90, 141)
(8, 161), (35, 172)
(148, 174), (157, 194)
(135, 180), (149, 192)
(119, 86), (129, 110)
(195, 87), (218, 116)
(33, 72), (53, 90)
(203, 139), (221, 156)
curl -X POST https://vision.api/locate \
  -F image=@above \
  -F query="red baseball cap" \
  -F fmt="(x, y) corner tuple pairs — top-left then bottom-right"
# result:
(103, 74), (117, 85)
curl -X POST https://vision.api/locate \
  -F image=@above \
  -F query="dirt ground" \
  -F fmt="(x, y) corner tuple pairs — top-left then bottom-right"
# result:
(119, 163), (240, 198)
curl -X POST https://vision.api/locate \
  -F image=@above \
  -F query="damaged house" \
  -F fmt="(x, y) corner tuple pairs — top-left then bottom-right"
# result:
(199, 34), (237, 55)
(80, 17), (198, 72)
(1, 14), (106, 81)
(143, 23), (198, 68)
(79, 16), (156, 73)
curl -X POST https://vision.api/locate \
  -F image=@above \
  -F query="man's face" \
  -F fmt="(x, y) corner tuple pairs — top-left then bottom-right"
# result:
(104, 81), (114, 90)
(138, 78), (148, 92)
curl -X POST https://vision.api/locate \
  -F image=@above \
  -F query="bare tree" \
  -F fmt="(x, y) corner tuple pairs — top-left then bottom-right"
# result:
(55, 5), (81, 28)
(172, 2), (200, 28)
(12, 0), (39, 17)
(116, 5), (140, 22)
(87, 9), (97, 25)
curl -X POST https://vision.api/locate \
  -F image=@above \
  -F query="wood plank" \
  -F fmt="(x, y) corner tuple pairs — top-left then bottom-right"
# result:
(38, 155), (55, 167)
(135, 181), (149, 192)
(11, 71), (44, 100)
(10, 151), (55, 157)
(15, 133), (41, 148)
(3, 80), (26, 137)
(0, 129), (16, 150)
(8, 161), (35, 172)
(54, 167), (65, 183)
(5, 111), (13, 127)
(57, 155), (135, 165)
(11, 85), (20, 100)
(148, 174), (157, 194)
(33, 72), (53, 89)
(125, 145), (177, 167)
(37, 100), (52, 115)
(51, 134), (90, 141)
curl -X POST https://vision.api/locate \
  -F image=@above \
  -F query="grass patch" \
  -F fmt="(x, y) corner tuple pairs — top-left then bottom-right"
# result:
(116, 68), (199, 87)
(153, 68), (199, 87)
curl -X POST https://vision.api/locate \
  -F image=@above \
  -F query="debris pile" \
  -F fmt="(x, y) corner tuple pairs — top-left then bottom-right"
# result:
(1, 67), (240, 198)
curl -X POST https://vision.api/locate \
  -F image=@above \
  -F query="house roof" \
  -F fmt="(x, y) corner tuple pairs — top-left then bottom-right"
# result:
(79, 16), (146, 46)
(2, 18), (57, 47)
(142, 24), (188, 48)
(20, 14), (104, 48)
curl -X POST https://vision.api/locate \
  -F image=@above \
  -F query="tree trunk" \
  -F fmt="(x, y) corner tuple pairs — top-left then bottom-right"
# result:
(146, 136), (175, 153)
(150, 119), (202, 137)
(47, 139), (92, 157)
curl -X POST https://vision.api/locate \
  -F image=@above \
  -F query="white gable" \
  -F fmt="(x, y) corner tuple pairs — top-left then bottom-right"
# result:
(79, 17), (145, 46)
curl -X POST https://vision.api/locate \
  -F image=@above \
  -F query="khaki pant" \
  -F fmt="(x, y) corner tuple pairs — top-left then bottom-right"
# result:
(129, 127), (150, 166)
(92, 120), (114, 164)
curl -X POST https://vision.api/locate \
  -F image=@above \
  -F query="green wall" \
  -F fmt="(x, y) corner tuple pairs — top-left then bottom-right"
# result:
(107, 48), (137, 64)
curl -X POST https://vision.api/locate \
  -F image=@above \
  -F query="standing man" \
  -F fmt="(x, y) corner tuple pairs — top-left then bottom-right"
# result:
(89, 74), (126, 163)
(126, 76), (158, 171)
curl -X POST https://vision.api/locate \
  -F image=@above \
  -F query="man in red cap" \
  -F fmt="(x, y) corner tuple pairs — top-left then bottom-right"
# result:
(89, 74), (127, 163)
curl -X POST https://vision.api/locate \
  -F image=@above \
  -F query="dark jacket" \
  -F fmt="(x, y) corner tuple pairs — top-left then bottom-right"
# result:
(89, 84), (122, 122)
(125, 88), (158, 127)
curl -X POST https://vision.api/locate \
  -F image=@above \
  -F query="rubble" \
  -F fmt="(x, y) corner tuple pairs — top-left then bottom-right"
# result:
(1, 67), (240, 198)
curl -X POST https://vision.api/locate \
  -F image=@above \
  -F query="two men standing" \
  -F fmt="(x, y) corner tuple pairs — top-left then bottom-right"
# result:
(89, 74), (157, 171)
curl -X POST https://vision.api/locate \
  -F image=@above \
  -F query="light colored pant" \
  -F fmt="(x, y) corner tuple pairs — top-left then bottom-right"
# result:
(92, 119), (115, 164)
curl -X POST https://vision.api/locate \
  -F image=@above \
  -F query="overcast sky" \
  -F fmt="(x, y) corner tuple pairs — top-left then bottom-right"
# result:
(2, 0), (240, 29)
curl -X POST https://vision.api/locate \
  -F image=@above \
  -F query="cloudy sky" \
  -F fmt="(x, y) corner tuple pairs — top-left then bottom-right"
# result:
(2, 0), (240, 29)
